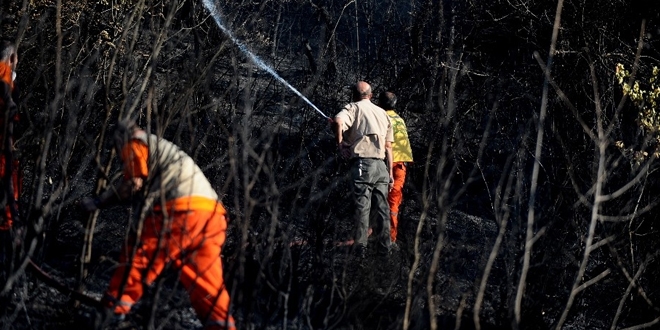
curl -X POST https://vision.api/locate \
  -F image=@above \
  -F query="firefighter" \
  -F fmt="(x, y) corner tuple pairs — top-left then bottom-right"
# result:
(331, 81), (394, 256)
(378, 91), (413, 244)
(81, 119), (236, 330)
(0, 40), (20, 231)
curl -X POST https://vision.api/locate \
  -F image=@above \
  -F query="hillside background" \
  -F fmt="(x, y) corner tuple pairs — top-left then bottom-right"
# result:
(1, 0), (660, 329)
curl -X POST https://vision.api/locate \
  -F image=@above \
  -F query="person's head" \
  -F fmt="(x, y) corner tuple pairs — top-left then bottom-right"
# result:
(113, 118), (139, 152)
(378, 91), (397, 110)
(351, 81), (372, 102)
(0, 40), (18, 71)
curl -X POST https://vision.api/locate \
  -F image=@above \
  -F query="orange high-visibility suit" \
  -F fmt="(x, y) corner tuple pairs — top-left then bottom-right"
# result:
(100, 127), (235, 330)
(0, 61), (20, 231)
(386, 110), (413, 242)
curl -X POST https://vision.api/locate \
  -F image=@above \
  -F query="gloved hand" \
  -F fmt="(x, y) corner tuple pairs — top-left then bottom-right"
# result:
(96, 308), (125, 328)
(79, 307), (126, 329)
(338, 143), (351, 159)
(80, 197), (99, 212)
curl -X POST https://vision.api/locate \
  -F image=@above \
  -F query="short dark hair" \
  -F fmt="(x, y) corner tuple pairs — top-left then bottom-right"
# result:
(0, 40), (16, 62)
(112, 118), (139, 150)
(378, 91), (397, 109)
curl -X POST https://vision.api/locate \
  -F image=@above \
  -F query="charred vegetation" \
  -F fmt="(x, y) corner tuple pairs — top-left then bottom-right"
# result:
(0, 0), (660, 329)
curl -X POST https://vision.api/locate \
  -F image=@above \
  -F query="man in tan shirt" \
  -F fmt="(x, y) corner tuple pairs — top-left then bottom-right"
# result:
(331, 81), (394, 256)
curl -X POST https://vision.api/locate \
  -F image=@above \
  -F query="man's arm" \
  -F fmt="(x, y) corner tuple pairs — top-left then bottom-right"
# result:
(385, 119), (394, 187)
(385, 141), (394, 185)
(1, 82), (16, 143)
(332, 117), (353, 159)
(332, 117), (343, 145)
(102, 177), (143, 203)
(80, 177), (142, 212)
(80, 139), (147, 212)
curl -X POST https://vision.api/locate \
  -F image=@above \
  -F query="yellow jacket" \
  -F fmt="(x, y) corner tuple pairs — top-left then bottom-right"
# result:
(386, 110), (413, 163)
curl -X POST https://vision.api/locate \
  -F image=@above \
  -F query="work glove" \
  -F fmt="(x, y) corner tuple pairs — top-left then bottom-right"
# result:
(77, 307), (126, 329)
(338, 143), (351, 159)
(95, 307), (126, 328)
(80, 197), (100, 212)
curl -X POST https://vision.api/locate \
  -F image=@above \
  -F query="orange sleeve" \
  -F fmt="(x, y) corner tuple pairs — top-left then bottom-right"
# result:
(0, 63), (13, 89)
(120, 140), (149, 179)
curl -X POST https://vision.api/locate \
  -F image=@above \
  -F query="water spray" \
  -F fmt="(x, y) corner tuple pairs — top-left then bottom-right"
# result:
(201, 0), (329, 119)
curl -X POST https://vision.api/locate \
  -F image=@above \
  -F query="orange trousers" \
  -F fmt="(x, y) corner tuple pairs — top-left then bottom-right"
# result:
(0, 156), (20, 230)
(387, 162), (406, 242)
(105, 207), (235, 330)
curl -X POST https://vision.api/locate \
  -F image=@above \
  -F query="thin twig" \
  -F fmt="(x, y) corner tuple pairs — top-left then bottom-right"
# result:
(514, 0), (565, 327)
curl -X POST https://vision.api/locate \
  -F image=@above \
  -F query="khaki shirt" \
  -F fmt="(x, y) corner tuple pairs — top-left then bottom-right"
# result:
(335, 99), (394, 159)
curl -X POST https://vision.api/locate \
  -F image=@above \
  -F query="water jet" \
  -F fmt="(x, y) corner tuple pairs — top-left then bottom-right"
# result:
(201, 0), (328, 119)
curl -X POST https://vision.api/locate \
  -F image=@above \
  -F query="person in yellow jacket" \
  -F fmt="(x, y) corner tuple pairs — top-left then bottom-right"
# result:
(81, 120), (236, 330)
(378, 91), (413, 243)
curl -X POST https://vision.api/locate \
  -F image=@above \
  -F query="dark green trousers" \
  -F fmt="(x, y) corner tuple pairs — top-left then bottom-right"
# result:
(351, 158), (391, 251)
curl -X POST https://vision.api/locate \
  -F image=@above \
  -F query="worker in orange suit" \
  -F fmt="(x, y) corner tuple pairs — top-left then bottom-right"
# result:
(378, 92), (413, 243)
(81, 119), (236, 330)
(0, 40), (20, 231)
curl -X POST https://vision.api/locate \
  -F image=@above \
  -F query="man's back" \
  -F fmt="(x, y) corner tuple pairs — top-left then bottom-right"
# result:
(128, 131), (218, 203)
(331, 81), (394, 254)
(336, 99), (392, 159)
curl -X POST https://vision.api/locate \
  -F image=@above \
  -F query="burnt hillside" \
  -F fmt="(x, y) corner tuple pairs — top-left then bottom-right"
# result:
(1, 0), (660, 329)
